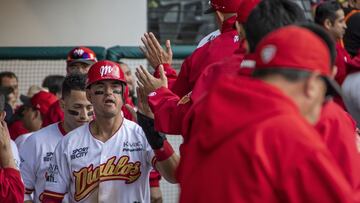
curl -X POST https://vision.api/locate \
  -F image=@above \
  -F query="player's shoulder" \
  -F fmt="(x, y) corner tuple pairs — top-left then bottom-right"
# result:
(25, 123), (61, 144)
(61, 123), (89, 143)
(122, 118), (146, 138)
(122, 118), (143, 131)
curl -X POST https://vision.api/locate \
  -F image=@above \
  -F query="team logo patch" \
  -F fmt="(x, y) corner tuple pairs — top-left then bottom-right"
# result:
(177, 92), (192, 105)
(43, 152), (54, 162)
(73, 49), (85, 56)
(123, 141), (144, 152)
(100, 65), (114, 77)
(46, 163), (59, 183)
(234, 35), (240, 43)
(73, 155), (141, 201)
(71, 147), (89, 160)
(148, 92), (157, 97)
(261, 45), (277, 64)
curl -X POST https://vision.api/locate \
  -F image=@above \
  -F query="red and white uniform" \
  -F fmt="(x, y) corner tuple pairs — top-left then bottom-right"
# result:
(43, 119), (155, 203)
(179, 76), (355, 202)
(19, 122), (67, 203)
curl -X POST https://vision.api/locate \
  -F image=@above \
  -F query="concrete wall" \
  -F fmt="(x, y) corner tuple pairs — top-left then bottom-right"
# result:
(0, 0), (147, 47)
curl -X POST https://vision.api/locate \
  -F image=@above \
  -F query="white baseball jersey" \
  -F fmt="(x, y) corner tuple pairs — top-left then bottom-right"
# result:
(44, 119), (156, 203)
(10, 140), (20, 170)
(20, 122), (67, 203)
(15, 132), (32, 152)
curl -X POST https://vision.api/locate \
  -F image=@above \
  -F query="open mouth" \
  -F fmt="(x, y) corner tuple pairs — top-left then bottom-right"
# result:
(104, 98), (116, 105)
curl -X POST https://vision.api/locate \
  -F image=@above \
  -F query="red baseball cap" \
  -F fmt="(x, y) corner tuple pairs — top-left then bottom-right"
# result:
(86, 60), (126, 88)
(254, 26), (342, 96)
(67, 47), (97, 66)
(204, 0), (243, 14)
(236, 0), (260, 24)
(21, 91), (58, 117)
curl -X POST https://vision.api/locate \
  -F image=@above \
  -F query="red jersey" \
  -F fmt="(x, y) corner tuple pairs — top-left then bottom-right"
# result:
(315, 100), (360, 190)
(179, 76), (355, 202)
(149, 16), (241, 134)
(335, 42), (351, 85)
(0, 168), (24, 203)
(149, 52), (245, 134)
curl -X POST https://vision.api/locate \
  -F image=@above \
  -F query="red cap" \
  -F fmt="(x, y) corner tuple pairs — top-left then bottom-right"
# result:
(67, 47), (97, 65)
(205, 0), (242, 14)
(236, 0), (260, 24)
(21, 91), (58, 117)
(254, 25), (342, 96)
(255, 26), (331, 75)
(86, 60), (126, 88)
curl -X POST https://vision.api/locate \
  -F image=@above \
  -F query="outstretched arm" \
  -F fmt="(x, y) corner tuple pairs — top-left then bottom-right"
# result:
(136, 87), (179, 183)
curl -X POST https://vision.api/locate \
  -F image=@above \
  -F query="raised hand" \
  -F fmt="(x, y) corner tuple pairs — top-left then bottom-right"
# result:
(135, 65), (168, 96)
(140, 32), (173, 70)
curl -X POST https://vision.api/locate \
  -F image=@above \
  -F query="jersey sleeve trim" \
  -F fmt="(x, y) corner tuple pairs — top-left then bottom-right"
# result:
(25, 187), (34, 194)
(42, 190), (65, 199)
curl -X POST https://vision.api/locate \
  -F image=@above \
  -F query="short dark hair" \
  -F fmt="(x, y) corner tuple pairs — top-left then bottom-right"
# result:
(344, 12), (360, 56)
(244, 0), (306, 52)
(0, 93), (5, 112)
(314, 1), (342, 26)
(297, 22), (337, 67)
(0, 71), (18, 86)
(62, 74), (87, 99)
(42, 75), (65, 96)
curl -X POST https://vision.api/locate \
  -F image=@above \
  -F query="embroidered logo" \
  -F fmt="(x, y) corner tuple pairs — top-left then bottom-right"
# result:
(43, 152), (54, 162)
(234, 35), (240, 43)
(73, 49), (84, 56)
(100, 65), (113, 77)
(73, 156), (141, 201)
(71, 147), (89, 160)
(261, 45), (277, 64)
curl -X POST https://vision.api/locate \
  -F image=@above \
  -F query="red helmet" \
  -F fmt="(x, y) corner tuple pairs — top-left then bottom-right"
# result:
(67, 47), (97, 65)
(86, 60), (126, 88)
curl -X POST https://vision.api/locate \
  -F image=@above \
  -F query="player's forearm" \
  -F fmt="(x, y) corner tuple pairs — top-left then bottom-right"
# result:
(155, 153), (179, 184)
(0, 147), (16, 169)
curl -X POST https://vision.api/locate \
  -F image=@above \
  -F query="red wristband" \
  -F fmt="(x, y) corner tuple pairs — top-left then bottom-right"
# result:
(154, 140), (174, 161)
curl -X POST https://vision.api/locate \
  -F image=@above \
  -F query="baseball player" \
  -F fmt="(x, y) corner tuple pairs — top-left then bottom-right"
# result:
(43, 47), (97, 127)
(42, 60), (178, 203)
(20, 74), (93, 203)
(180, 26), (355, 203)
(0, 91), (23, 203)
(66, 47), (97, 75)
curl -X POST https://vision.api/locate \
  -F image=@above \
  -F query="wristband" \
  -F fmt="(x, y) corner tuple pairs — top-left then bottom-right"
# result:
(154, 140), (174, 161)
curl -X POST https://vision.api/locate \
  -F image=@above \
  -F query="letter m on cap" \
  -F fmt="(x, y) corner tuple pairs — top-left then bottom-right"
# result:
(100, 65), (113, 77)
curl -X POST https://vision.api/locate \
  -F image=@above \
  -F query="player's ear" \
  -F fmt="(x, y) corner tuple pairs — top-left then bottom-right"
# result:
(59, 99), (65, 111)
(0, 111), (6, 121)
(86, 88), (92, 102)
